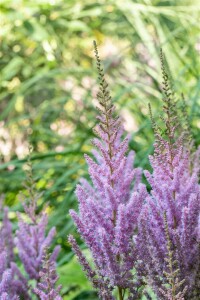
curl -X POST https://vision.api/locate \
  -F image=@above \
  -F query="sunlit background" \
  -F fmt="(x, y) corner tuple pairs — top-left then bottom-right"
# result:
(0, 0), (200, 298)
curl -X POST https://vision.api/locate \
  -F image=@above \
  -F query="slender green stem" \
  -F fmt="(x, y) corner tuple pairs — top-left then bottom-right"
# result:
(118, 287), (124, 300)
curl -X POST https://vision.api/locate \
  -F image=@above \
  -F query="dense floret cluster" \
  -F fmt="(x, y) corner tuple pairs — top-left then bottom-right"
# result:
(0, 162), (61, 299)
(137, 55), (200, 299)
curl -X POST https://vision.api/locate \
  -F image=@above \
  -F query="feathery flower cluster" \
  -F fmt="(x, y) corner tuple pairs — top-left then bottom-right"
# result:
(15, 198), (60, 282)
(33, 249), (62, 300)
(69, 41), (147, 299)
(0, 158), (62, 299)
(137, 51), (200, 299)
(159, 213), (188, 300)
(0, 206), (29, 299)
(15, 159), (61, 295)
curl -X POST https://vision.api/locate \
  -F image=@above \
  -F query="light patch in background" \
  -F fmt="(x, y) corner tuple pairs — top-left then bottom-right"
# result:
(0, 121), (29, 161)
(50, 120), (73, 136)
(15, 96), (24, 112)
(121, 109), (138, 132)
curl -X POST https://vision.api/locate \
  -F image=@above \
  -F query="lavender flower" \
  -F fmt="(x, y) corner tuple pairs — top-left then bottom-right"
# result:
(69, 41), (146, 299)
(15, 157), (61, 294)
(15, 207), (59, 281)
(0, 268), (12, 296)
(0, 153), (62, 299)
(0, 205), (29, 299)
(33, 249), (62, 300)
(137, 50), (200, 299)
(159, 213), (188, 300)
(0, 205), (15, 264)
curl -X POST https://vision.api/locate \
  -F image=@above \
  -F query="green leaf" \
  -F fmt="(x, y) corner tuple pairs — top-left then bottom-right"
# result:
(58, 250), (95, 300)
(1, 56), (24, 81)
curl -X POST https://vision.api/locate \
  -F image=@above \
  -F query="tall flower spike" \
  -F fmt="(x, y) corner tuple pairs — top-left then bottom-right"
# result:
(137, 51), (200, 299)
(160, 48), (178, 136)
(0, 203), (29, 299)
(179, 94), (193, 146)
(33, 248), (62, 300)
(15, 153), (61, 291)
(0, 206), (14, 264)
(69, 41), (146, 299)
(159, 213), (187, 300)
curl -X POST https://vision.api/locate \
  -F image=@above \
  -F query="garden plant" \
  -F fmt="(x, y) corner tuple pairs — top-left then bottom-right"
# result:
(0, 1), (200, 299)
(0, 40), (199, 299)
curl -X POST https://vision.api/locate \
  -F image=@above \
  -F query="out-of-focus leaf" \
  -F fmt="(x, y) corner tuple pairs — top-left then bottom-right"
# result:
(58, 250), (96, 300)
(1, 57), (24, 81)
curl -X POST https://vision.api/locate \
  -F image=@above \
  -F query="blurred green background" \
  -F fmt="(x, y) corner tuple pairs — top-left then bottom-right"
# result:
(0, 0), (200, 299)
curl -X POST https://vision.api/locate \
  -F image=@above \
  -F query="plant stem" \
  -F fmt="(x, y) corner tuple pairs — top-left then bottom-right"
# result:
(118, 287), (124, 300)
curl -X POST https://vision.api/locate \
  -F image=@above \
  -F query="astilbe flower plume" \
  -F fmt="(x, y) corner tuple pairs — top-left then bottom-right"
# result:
(137, 50), (200, 299)
(159, 213), (188, 300)
(0, 203), (29, 299)
(15, 157), (61, 296)
(69, 41), (147, 299)
(33, 249), (62, 300)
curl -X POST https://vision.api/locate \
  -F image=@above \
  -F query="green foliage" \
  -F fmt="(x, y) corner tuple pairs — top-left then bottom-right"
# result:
(0, 0), (199, 298)
(57, 250), (98, 300)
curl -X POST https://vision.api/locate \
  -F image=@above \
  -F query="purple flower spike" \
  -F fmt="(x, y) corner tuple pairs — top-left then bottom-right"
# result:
(33, 249), (62, 300)
(137, 50), (200, 300)
(0, 207), (29, 299)
(69, 41), (146, 299)
(15, 158), (62, 298)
